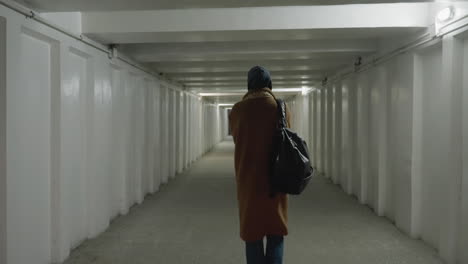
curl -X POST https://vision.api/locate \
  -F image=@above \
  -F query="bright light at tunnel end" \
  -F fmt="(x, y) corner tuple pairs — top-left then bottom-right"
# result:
(217, 103), (235, 107)
(199, 88), (307, 97)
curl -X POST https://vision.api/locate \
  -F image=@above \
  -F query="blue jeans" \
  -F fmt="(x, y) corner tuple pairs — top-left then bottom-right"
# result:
(245, 235), (284, 264)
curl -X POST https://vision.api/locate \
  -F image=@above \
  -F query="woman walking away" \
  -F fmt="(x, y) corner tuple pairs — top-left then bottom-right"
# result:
(229, 66), (291, 264)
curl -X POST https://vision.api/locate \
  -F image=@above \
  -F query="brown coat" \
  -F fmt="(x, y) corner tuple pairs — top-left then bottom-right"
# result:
(229, 88), (290, 242)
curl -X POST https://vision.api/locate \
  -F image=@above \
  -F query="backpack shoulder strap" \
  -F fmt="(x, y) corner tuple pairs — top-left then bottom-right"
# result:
(276, 99), (287, 128)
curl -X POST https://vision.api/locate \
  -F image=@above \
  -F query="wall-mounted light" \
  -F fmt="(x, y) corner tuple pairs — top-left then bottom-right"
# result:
(437, 7), (454, 23)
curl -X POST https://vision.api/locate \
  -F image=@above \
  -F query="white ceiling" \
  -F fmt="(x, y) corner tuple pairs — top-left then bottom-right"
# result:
(17, 0), (431, 11)
(18, 0), (434, 104)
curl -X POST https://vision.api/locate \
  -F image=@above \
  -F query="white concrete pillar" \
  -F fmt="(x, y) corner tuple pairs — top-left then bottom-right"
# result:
(411, 45), (443, 249)
(461, 35), (468, 264)
(438, 35), (464, 264)
(327, 86), (335, 179)
(356, 73), (370, 204)
(319, 88), (326, 174)
(152, 81), (161, 191)
(368, 66), (388, 216)
(176, 91), (183, 173)
(7, 20), (56, 264)
(342, 78), (357, 195)
(308, 92), (315, 166)
(410, 52), (424, 239)
(169, 88), (176, 178)
(386, 54), (414, 234)
(160, 85), (169, 184)
(332, 83), (341, 184)
(0, 15), (6, 264)
(184, 94), (189, 168)
(145, 79), (155, 193)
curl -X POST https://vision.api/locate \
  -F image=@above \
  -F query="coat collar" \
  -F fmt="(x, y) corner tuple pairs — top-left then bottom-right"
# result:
(242, 87), (276, 101)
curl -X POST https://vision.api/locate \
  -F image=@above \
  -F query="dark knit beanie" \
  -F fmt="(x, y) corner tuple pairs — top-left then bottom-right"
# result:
(247, 66), (272, 91)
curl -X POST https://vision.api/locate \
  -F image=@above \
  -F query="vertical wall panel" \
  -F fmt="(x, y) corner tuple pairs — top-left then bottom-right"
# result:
(438, 36), (464, 263)
(125, 74), (138, 206)
(171, 89), (177, 178)
(348, 79), (358, 197)
(184, 95), (189, 168)
(356, 73), (370, 204)
(0, 16), (6, 264)
(387, 54), (414, 233)
(122, 71), (134, 209)
(182, 94), (187, 168)
(418, 46), (443, 249)
(308, 92), (316, 166)
(326, 87), (333, 177)
(461, 37), (468, 264)
(189, 97), (194, 162)
(167, 88), (172, 178)
(88, 58), (113, 235)
(367, 67), (381, 211)
(153, 83), (161, 191)
(152, 82), (161, 191)
(302, 96), (309, 142)
(8, 28), (55, 264)
(110, 66), (127, 215)
(176, 91), (182, 173)
(160, 86), (169, 184)
(136, 77), (145, 202)
(332, 84), (341, 184)
(342, 78), (357, 195)
(62, 49), (89, 253)
(145, 79), (155, 194)
(319, 89), (325, 174)
(377, 66), (390, 219)
(341, 82), (350, 192)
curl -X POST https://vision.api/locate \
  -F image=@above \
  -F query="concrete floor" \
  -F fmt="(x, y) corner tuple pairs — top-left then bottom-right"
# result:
(64, 140), (444, 264)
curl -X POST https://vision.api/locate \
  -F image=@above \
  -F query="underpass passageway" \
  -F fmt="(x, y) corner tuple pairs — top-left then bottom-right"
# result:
(2, 2), (468, 263)
(64, 140), (442, 264)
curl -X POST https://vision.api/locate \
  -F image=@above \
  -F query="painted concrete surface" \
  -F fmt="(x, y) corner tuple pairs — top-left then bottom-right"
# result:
(63, 140), (443, 264)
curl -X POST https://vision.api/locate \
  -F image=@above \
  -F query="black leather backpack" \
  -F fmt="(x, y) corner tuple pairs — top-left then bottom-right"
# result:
(270, 99), (313, 196)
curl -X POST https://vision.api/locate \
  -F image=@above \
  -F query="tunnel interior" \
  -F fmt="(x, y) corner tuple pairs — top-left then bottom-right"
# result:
(0, 1), (468, 264)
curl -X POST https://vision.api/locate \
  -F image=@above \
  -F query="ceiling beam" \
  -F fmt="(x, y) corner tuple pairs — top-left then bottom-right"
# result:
(86, 27), (425, 44)
(146, 58), (350, 70)
(124, 39), (377, 61)
(184, 80), (316, 87)
(153, 65), (341, 74)
(123, 51), (365, 63)
(167, 70), (327, 81)
(82, 4), (430, 38)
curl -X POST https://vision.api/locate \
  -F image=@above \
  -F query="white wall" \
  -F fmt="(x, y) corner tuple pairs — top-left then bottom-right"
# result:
(202, 104), (224, 154)
(0, 5), (223, 264)
(416, 45), (444, 249)
(461, 36), (468, 264)
(287, 19), (468, 264)
(0, 15), (6, 264)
